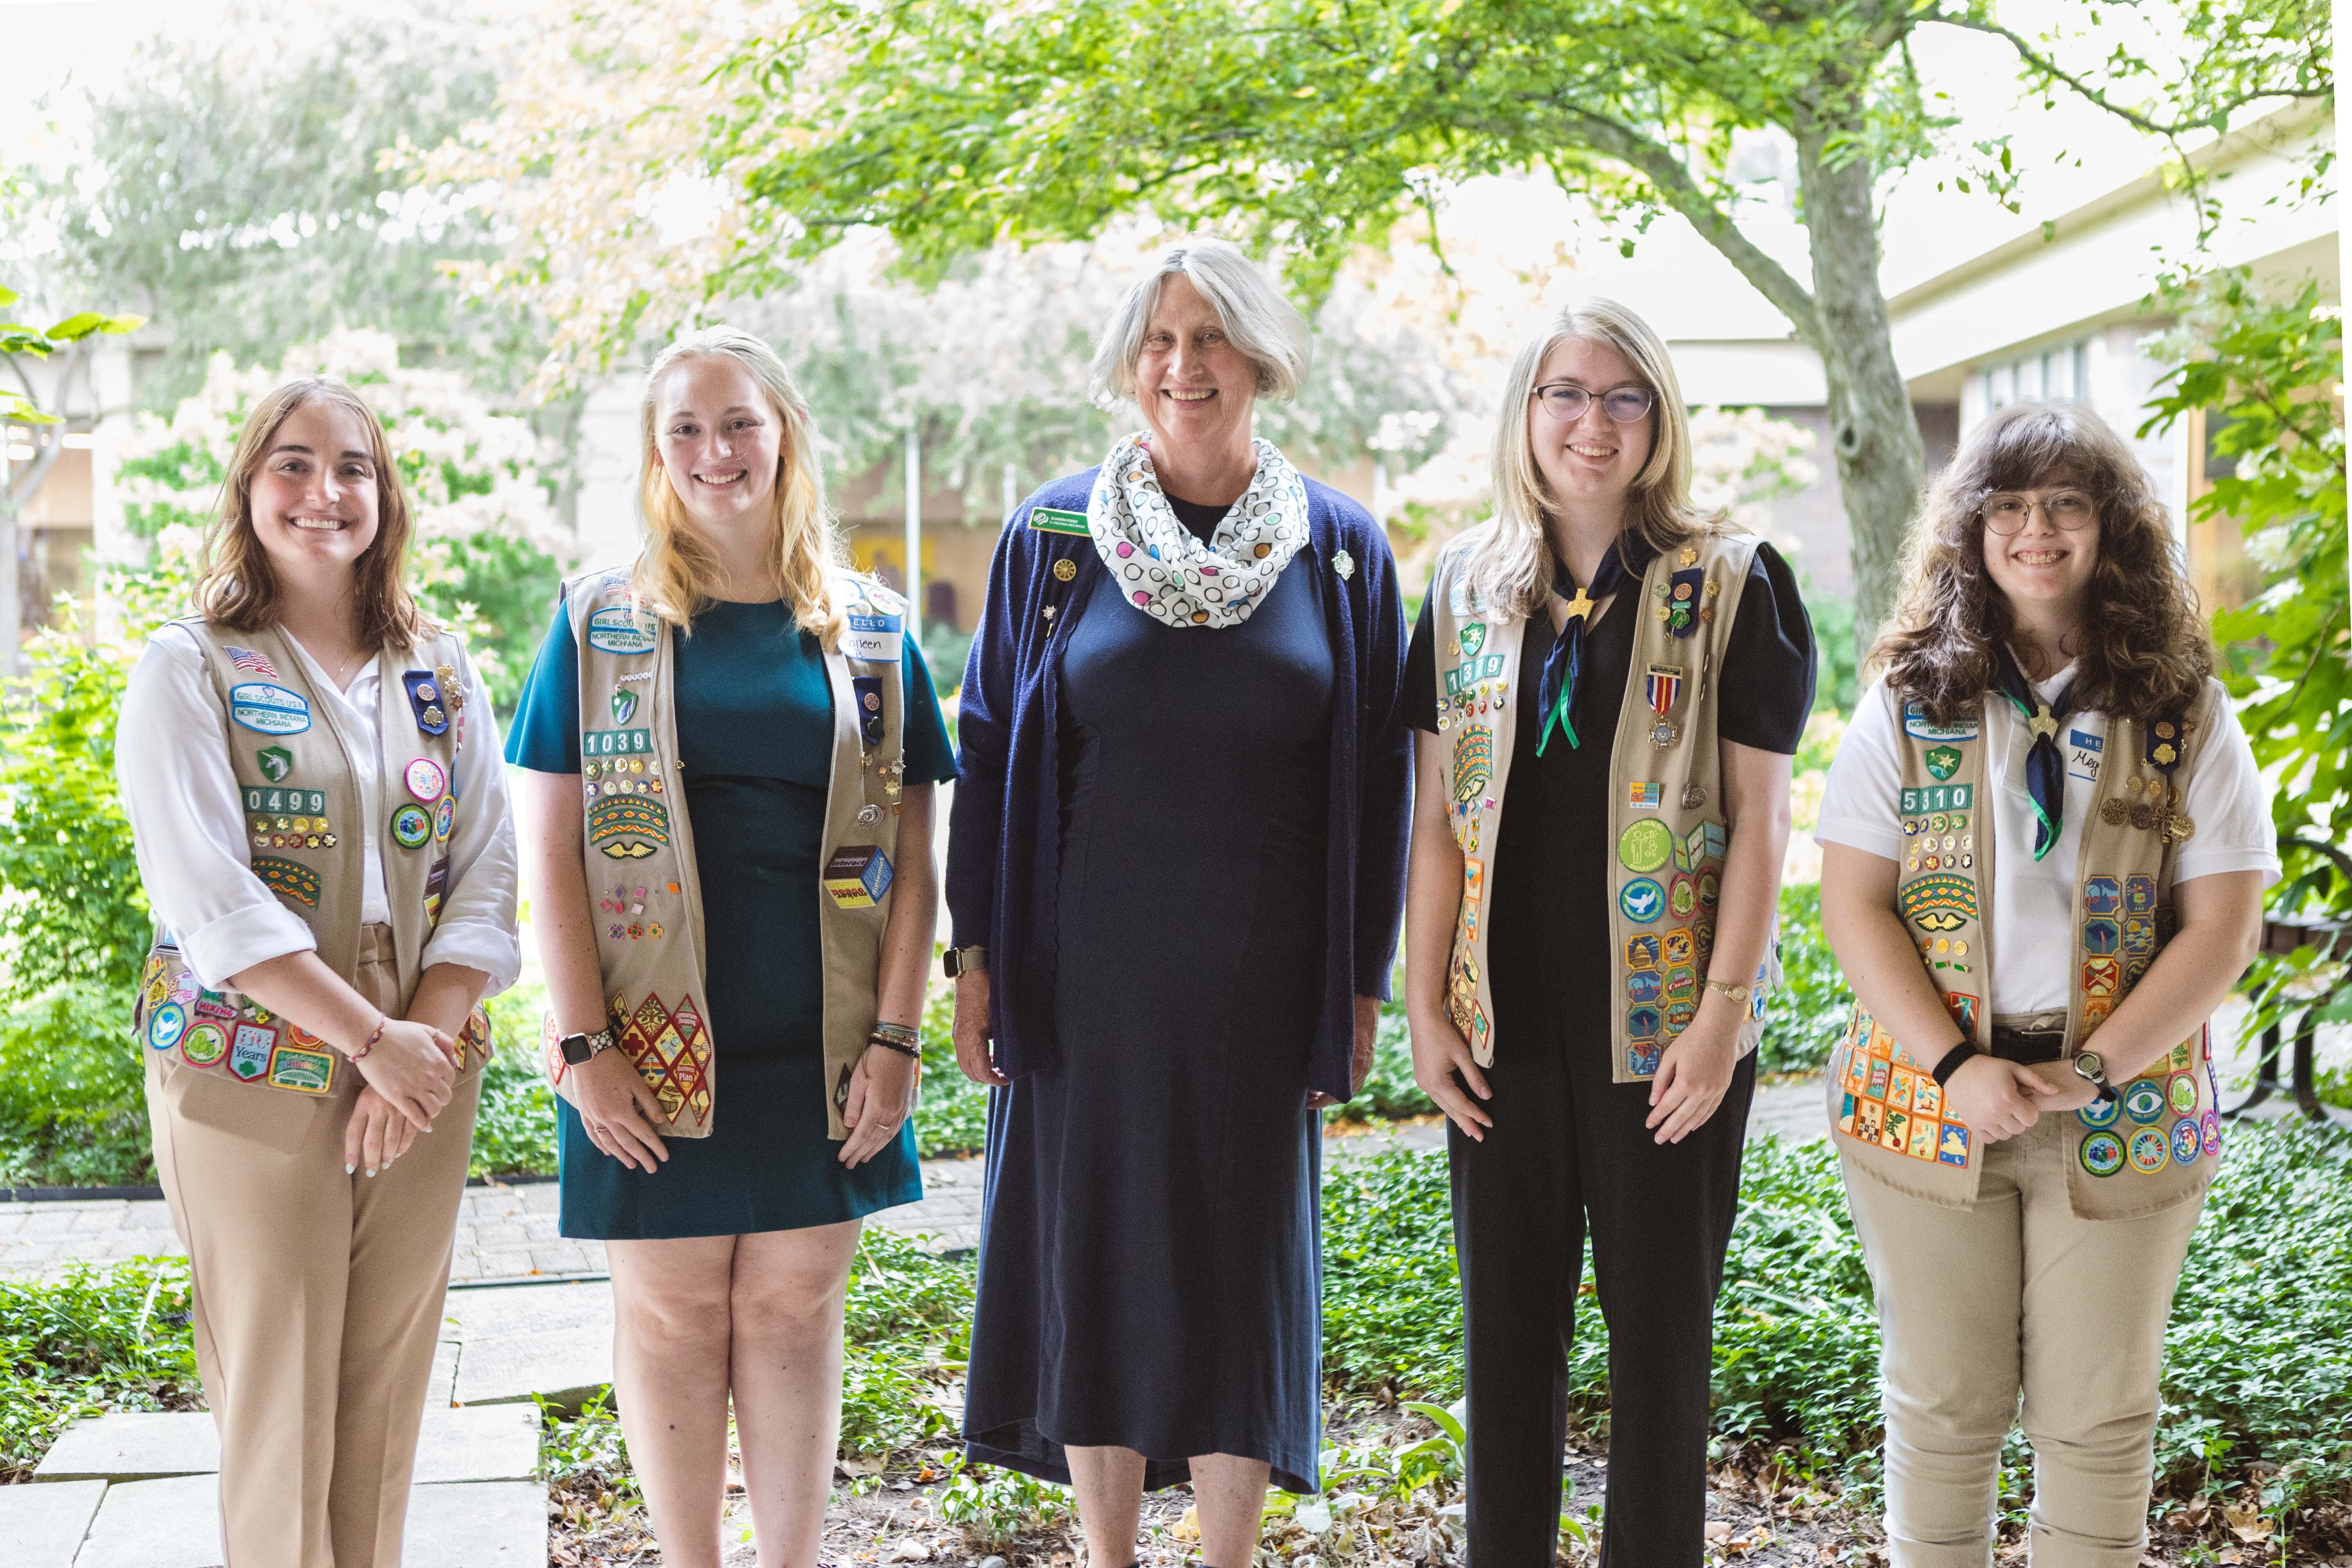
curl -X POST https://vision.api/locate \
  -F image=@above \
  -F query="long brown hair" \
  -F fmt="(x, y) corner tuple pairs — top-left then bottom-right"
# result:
(193, 377), (430, 651)
(1872, 400), (2210, 724)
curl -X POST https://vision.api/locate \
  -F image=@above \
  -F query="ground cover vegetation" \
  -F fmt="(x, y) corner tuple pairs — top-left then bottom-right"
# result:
(11, 1124), (2347, 1558)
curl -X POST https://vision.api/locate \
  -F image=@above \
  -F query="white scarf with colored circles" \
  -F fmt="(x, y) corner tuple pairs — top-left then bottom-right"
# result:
(1084, 433), (1311, 629)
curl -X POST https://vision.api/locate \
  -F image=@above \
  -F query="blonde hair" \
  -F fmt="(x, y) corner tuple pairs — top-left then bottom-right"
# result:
(1088, 237), (1311, 406)
(1454, 297), (1718, 618)
(633, 325), (845, 644)
(195, 377), (430, 650)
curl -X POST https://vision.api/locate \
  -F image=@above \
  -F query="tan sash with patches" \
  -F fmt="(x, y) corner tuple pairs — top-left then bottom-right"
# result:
(1826, 679), (2227, 1218)
(131, 620), (490, 1097)
(543, 568), (908, 1140)
(1429, 532), (1779, 1083)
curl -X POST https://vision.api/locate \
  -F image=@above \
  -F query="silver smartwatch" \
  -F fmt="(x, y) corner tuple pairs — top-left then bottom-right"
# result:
(2070, 1050), (2121, 1104)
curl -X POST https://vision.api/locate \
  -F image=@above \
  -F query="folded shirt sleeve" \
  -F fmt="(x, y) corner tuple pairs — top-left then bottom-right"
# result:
(2174, 683), (2282, 888)
(115, 627), (321, 988)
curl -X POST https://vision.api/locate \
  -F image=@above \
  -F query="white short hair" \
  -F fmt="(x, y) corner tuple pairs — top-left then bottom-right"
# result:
(1089, 238), (1310, 406)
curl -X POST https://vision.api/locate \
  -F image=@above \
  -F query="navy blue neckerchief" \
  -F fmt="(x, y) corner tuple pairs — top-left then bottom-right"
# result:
(1989, 645), (2083, 860)
(1535, 533), (1653, 755)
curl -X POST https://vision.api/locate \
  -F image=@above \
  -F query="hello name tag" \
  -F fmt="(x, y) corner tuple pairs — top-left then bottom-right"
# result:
(229, 684), (311, 735)
(842, 610), (903, 663)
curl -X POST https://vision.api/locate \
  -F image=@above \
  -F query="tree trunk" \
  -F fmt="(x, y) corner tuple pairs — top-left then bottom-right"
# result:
(1793, 130), (1927, 656)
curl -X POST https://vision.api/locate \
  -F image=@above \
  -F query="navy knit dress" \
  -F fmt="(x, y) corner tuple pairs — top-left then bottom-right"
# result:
(962, 498), (1334, 1494)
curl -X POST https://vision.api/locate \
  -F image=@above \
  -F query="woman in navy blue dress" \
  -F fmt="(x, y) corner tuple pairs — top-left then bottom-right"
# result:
(945, 240), (1412, 1568)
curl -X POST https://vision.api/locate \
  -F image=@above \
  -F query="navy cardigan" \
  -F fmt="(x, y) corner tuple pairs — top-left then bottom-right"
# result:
(944, 467), (1412, 1102)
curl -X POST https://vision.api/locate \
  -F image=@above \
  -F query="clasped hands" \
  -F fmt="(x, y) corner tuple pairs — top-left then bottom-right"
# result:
(344, 1016), (459, 1176)
(1939, 1055), (2098, 1143)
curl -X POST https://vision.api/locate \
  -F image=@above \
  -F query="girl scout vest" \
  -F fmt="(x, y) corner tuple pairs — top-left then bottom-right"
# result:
(543, 567), (908, 1141)
(1429, 531), (1779, 1084)
(1826, 677), (2228, 1220)
(132, 620), (492, 1096)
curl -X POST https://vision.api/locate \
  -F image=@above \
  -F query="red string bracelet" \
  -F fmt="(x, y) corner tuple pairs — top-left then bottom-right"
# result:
(352, 1017), (388, 1061)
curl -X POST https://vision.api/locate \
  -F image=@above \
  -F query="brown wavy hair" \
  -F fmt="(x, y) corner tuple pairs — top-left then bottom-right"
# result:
(1872, 400), (2209, 725)
(194, 377), (428, 650)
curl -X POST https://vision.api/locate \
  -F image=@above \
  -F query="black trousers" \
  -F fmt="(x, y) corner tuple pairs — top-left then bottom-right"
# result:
(1448, 1024), (1756, 1566)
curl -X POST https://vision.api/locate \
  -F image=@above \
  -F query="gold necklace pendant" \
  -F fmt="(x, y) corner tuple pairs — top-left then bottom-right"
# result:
(1563, 585), (1596, 622)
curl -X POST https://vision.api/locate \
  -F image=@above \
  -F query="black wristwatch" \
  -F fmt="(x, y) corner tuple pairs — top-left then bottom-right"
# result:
(560, 1025), (617, 1066)
(2071, 1050), (2122, 1104)
(942, 945), (987, 979)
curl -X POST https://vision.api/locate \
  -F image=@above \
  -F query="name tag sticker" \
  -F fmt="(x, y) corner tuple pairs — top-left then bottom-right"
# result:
(842, 611), (903, 664)
(587, 606), (659, 656)
(2068, 727), (2104, 783)
(229, 684), (311, 735)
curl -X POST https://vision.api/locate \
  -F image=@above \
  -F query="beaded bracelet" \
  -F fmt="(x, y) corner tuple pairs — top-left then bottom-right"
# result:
(867, 1023), (921, 1059)
(352, 1016), (389, 1061)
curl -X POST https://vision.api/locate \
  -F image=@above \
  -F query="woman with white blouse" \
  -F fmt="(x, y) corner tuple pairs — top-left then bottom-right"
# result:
(1814, 401), (2274, 1566)
(117, 377), (520, 1568)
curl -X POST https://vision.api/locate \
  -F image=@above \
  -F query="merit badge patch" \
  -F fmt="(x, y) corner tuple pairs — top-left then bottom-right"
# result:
(1029, 505), (1090, 536)
(1943, 991), (1980, 1037)
(2125, 874), (2157, 913)
(147, 1002), (186, 1052)
(1618, 818), (1673, 873)
(1451, 726), (1494, 805)
(228, 1024), (275, 1081)
(433, 795), (456, 842)
(589, 794), (672, 859)
(180, 1021), (228, 1069)
(2169, 1072), (2199, 1115)
(1924, 745), (1962, 781)
(1899, 873), (1977, 933)
(424, 857), (449, 923)
(402, 671), (450, 735)
(1458, 622), (1487, 659)
(587, 605), (659, 655)
(252, 855), (321, 907)
(2083, 917), (2120, 955)
(404, 757), (447, 803)
(2079, 1093), (2120, 1128)
(2122, 1078), (2167, 1124)
(229, 683), (311, 736)
(257, 746), (293, 783)
(267, 1042), (335, 1094)
(2080, 1130), (2125, 1177)
(1625, 934), (1662, 971)
(823, 845), (895, 909)
(2083, 875), (2122, 915)
(390, 803), (432, 850)
(2170, 1117), (2201, 1165)
(1902, 701), (1980, 742)
(1619, 878), (1665, 924)
(2127, 1127), (2171, 1173)
(611, 688), (638, 726)
(1627, 970), (1662, 1005)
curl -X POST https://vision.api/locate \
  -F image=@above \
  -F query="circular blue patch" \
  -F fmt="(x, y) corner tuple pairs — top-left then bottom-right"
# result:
(2170, 1118), (2201, 1165)
(147, 1001), (186, 1052)
(2077, 1093), (2120, 1129)
(2079, 1130), (2124, 1177)
(1618, 878), (1665, 924)
(2122, 1079), (2166, 1125)
(390, 803), (431, 850)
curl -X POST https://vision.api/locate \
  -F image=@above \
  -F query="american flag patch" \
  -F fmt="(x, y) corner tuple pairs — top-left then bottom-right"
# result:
(226, 645), (279, 678)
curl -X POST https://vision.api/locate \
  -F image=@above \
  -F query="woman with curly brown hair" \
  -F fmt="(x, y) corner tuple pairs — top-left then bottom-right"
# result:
(1814, 400), (2276, 1566)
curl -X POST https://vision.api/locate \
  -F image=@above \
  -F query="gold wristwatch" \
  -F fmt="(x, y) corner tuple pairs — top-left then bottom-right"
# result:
(1704, 976), (1751, 1004)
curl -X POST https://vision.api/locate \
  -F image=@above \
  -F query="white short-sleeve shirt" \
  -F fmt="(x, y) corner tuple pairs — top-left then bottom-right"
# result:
(116, 625), (522, 994)
(1813, 669), (2278, 1014)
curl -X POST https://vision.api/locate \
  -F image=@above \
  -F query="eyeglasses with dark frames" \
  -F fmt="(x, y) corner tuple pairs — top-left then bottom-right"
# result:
(1530, 383), (1657, 424)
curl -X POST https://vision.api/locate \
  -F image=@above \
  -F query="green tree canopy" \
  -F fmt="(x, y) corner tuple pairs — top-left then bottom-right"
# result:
(710, 0), (2329, 632)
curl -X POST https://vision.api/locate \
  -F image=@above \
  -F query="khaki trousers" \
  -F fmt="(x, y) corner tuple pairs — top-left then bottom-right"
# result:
(145, 927), (482, 1568)
(1841, 1114), (2203, 1568)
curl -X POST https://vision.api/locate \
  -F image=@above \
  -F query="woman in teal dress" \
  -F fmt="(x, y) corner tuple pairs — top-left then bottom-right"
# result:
(508, 327), (955, 1568)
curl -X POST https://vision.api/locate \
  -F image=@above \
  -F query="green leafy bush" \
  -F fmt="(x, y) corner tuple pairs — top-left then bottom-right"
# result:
(0, 1260), (203, 1481)
(839, 1227), (973, 1456)
(914, 980), (989, 1160)
(0, 984), (150, 1188)
(1760, 883), (1851, 1076)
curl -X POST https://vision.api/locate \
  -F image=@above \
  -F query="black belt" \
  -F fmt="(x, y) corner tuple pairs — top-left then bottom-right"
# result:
(1990, 1027), (2064, 1065)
